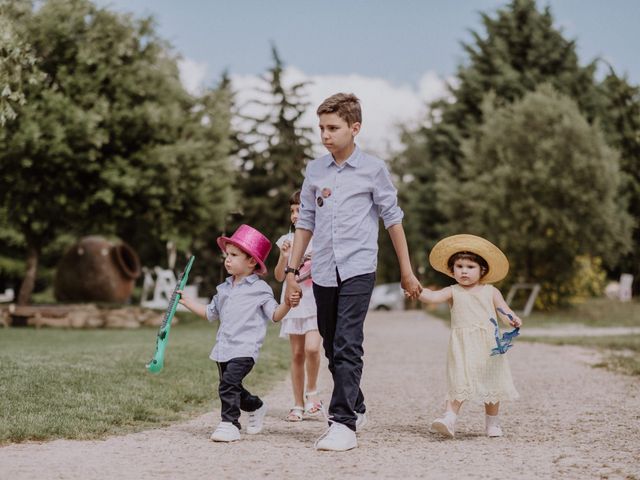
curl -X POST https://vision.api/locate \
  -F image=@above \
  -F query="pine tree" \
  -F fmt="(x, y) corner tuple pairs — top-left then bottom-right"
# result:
(439, 86), (632, 307)
(234, 46), (314, 281)
(598, 71), (640, 293)
(394, 0), (601, 280)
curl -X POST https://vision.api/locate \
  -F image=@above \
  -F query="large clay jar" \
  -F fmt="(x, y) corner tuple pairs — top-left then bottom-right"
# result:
(54, 236), (141, 303)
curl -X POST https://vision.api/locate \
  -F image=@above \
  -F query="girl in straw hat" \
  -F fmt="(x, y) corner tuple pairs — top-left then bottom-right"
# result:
(412, 234), (522, 438)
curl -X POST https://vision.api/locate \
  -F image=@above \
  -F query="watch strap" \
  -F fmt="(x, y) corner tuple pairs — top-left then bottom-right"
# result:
(284, 266), (300, 276)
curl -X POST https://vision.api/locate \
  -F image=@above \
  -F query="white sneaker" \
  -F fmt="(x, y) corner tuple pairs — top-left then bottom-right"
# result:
(431, 414), (455, 438)
(356, 412), (368, 431)
(246, 403), (268, 435)
(210, 422), (241, 442)
(315, 422), (358, 451)
(485, 415), (503, 437)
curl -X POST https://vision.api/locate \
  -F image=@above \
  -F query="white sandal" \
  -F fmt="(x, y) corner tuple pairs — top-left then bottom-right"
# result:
(304, 390), (323, 416)
(285, 406), (304, 422)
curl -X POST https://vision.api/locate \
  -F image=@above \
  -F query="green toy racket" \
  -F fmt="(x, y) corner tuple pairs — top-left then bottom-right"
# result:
(146, 256), (195, 374)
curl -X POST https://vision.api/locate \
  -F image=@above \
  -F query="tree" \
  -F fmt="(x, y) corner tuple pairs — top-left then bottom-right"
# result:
(0, 0), (234, 303)
(0, 1), (43, 125)
(437, 86), (632, 307)
(394, 0), (602, 277)
(598, 71), (640, 293)
(183, 73), (237, 289)
(234, 46), (314, 280)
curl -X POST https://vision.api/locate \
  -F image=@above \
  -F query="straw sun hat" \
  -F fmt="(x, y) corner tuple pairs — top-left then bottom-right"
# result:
(428, 234), (509, 284)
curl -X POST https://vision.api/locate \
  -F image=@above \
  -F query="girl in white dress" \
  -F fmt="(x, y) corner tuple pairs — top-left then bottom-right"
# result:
(274, 190), (323, 422)
(413, 234), (522, 438)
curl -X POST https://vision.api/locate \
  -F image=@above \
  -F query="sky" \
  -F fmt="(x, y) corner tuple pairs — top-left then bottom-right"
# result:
(95, 0), (640, 155)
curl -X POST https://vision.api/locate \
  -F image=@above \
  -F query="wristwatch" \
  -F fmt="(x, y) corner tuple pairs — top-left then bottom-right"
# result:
(284, 266), (300, 276)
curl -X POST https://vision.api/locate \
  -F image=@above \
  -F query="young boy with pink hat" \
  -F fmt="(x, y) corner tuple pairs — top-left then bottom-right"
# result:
(179, 224), (299, 443)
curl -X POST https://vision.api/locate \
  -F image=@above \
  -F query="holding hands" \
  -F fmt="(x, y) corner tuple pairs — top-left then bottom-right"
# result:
(284, 276), (302, 307)
(288, 290), (301, 308)
(401, 272), (423, 300)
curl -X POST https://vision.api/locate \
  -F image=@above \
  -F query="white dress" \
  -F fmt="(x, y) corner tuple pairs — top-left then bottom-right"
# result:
(276, 232), (318, 338)
(446, 284), (519, 404)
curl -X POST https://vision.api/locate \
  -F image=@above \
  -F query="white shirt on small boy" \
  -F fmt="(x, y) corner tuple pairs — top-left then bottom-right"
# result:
(206, 274), (278, 362)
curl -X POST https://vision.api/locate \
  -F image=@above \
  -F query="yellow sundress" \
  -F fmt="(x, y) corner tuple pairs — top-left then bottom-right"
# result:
(446, 284), (519, 403)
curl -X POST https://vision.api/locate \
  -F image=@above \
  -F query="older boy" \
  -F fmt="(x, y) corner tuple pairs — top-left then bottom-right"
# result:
(284, 93), (422, 451)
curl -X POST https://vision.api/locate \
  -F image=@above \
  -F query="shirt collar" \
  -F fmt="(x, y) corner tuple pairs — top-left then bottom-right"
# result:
(224, 273), (259, 286)
(324, 144), (361, 169)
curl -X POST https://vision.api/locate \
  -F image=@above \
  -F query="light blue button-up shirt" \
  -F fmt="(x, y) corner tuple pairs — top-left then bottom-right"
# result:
(296, 145), (404, 287)
(206, 274), (278, 362)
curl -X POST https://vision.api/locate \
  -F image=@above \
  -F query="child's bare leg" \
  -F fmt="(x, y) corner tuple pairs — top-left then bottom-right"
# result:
(289, 335), (306, 407)
(484, 402), (503, 437)
(484, 402), (499, 416)
(304, 329), (322, 399)
(447, 399), (464, 414)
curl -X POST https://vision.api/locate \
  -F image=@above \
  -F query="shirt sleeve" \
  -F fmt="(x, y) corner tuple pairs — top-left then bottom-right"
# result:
(295, 167), (316, 232)
(259, 291), (279, 323)
(205, 294), (219, 322)
(374, 162), (404, 229)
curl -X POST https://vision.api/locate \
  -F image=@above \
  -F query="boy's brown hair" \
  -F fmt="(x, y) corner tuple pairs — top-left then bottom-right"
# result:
(289, 190), (301, 205)
(447, 252), (489, 278)
(316, 93), (362, 126)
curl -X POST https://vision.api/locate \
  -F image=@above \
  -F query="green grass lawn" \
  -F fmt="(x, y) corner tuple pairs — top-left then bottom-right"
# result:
(525, 334), (640, 376)
(520, 298), (640, 376)
(0, 313), (290, 444)
(523, 297), (640, 328)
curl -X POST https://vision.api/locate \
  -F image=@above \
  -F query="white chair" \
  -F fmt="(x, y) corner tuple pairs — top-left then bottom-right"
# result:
(140, 267), (206, 311)
(0, 288), (15, 303)
(619, 273), (633, 302)
(141, 267), (178, 310)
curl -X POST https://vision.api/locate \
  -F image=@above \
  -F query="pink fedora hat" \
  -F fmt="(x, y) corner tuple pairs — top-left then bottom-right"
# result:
(217, 224), (272, 275)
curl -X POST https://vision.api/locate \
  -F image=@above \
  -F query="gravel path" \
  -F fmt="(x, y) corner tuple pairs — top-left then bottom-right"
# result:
(2, 311), (639, 480)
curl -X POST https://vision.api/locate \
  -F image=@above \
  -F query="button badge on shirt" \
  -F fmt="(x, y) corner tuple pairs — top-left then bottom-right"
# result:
(317, 186), (332, 206)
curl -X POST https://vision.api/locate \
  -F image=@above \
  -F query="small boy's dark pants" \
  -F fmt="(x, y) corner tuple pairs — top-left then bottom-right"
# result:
(313, 271), (375, 431)
(216, 357), (263, 430)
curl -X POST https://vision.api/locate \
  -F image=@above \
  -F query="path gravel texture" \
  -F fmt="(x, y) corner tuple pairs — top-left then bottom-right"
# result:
(2, 311), (639, 480)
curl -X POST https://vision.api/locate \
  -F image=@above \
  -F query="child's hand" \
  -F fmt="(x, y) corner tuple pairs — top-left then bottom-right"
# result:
(498, 306), (522, 328)
(289, 291), (301, 307)
(177, 290), (193, 307)
(401, 273), (423, 300)
(281, 240), (291, 259)
(285, 278), (302, 306)
(510, 315), (523, 328)
(176, 289), (207, 319)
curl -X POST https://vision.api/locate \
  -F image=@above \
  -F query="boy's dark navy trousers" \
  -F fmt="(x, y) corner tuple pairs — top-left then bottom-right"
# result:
(216, 357), (263, 430)
(313, 271), (376, 431)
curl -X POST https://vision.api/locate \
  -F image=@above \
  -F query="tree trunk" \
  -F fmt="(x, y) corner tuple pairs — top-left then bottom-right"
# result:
(17, 244), (39, 305)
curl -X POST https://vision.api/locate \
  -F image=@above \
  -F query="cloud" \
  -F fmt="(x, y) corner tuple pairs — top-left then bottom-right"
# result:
(178, 58), (208, 96)
(179, 58), (451, 157)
